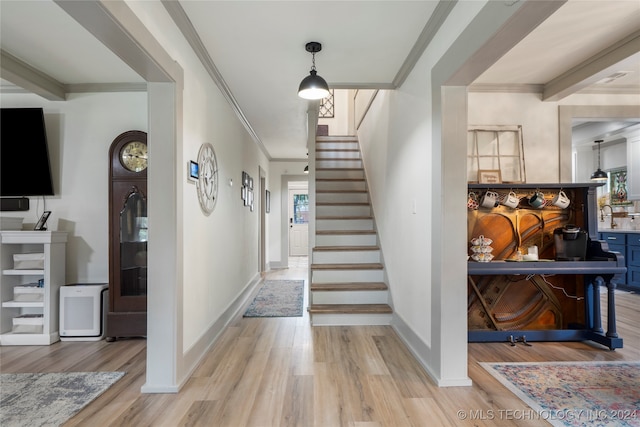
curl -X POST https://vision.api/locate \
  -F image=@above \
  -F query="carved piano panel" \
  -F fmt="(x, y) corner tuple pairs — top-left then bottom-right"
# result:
(468, 185), (590, 333)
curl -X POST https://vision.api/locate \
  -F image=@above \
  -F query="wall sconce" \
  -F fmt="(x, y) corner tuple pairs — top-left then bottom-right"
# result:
(304, 165), (309, 174)
(298, 42), (330, 100)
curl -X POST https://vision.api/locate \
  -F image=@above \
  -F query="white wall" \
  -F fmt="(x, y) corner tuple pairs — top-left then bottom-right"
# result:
(318, 89), (349, 135)
(357, 1), (490, 386)
(126, 2), (269, 368)
(0, 91), (147, 284)
(468, 92), (640, 183)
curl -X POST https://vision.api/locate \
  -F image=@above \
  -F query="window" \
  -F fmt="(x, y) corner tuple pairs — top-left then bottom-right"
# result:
(467, 125), (526, 183)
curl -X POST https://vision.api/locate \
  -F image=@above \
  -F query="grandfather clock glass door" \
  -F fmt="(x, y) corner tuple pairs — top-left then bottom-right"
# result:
(118, 189), (147, 304)
(107, 130), (148, 340)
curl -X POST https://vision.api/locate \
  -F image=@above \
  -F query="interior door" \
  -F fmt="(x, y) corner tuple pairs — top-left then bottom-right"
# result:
(289, 188), (309, 256)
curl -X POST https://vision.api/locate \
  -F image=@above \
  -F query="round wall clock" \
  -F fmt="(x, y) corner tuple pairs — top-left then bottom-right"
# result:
(120, 140), (148, 172)
(197, 143), (218, 215)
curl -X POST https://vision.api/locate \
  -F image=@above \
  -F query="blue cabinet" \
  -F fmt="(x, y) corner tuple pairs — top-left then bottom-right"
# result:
(599, 232), (640, 291)
(627, 234), (640, 289)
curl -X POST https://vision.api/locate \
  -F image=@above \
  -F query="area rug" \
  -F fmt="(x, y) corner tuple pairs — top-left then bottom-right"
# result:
(243, 279), (304, 317)
(0, 371), (125, 427)
(481, 361), (640, 427)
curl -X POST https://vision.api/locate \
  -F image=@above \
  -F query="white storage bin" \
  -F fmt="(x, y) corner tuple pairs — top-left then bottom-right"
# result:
(14, 285), (44, 302)
(13, 253), (45, 269)
(12, 315), (44, 334)
(13, 314), (44, 326)
(12, 324), (44, 334)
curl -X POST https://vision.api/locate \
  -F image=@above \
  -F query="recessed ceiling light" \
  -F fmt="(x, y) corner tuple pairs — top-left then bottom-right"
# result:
(595, 71), (633, 84)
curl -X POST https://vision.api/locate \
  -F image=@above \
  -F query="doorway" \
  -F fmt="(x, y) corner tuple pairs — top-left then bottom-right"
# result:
(288, 183), (309, 257)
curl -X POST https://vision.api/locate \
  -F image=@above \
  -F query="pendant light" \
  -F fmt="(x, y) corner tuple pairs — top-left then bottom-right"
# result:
(590, 139), (608, 182)
(298, 42), (330, 100)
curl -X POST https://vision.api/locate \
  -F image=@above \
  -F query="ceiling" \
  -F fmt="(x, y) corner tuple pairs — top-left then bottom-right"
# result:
(1, 0), (639, 160)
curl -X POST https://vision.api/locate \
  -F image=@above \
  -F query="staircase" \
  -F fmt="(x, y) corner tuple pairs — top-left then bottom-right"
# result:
(309, 135), (393, 326)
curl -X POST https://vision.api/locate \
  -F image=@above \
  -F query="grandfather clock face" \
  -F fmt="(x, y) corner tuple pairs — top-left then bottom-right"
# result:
(119, 140), (148, 172)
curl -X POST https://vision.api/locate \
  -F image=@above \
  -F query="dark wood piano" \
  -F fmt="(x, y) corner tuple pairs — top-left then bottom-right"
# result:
(467, 183), (625, 350)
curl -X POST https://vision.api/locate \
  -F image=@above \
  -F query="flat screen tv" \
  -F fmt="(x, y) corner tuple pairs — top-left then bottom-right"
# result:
(0, 108), (55, 196)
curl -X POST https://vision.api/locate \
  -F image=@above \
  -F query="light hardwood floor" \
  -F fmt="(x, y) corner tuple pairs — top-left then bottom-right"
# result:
(1, 258), (638, 426)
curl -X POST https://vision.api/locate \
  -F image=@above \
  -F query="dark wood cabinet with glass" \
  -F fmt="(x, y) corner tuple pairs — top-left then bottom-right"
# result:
(107, 130), (148, 341)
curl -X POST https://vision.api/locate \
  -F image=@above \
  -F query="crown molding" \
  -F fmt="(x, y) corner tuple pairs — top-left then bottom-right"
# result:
(468, 83), (544, 94)
(67, 83), (148, 93)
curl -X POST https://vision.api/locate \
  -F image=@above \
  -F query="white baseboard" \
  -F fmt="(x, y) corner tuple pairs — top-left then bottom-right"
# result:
(174, 272), (263, 392)
(391, 313), (472, 387)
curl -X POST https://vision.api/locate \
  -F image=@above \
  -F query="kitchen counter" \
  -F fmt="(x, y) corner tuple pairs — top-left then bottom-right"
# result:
(598, 228), (640, 234)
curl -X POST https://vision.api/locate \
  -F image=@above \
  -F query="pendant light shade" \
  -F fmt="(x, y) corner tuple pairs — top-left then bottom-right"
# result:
(590, 139), (608, 182)
(298, 42), (330, 100)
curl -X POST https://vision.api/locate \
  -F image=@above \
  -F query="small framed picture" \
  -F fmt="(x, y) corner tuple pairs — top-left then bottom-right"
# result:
(34, 211), (51, 231)
(478, 169), (502, 184)
(249, 177), (254, 190)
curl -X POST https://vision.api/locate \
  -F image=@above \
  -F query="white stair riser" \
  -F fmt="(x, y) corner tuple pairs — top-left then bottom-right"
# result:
(317, 204), (370, 217)
(316, 219), (373, 231)
(316, 142), (359, 150)
(313, 250), (380, 264)
(317, 160), (362, 169)
(316, 169), (364, 180)
(317, 151), (361, 160)
(317, 192), (369, 203)
(312, 269), (384, 283)
(311, 290), (388, 305)
(310, 313), (392, 326)
(315, 233), (377, 246)
(316, 181), (366, 191)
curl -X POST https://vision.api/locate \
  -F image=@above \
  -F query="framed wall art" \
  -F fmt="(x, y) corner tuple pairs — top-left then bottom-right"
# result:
(609, 167), (632, 206)
(478, 169), (502, 184)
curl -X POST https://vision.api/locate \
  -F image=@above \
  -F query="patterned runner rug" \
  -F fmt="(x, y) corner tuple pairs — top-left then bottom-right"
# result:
(481, 361), (640, 427)
(243, 279), (304, 317)
(0, 371), (125, 427)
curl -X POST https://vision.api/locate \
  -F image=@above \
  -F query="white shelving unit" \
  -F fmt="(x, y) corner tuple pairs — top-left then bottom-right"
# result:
(0, 231), (67, 345)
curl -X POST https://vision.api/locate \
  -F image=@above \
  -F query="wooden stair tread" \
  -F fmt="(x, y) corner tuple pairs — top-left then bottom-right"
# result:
(311, 282), (387, 291)
(317, 189), (367, 193)
(316, 178), (365, 182)
(316, 167), (364, 171)
(316, 216), (372, 220)
(313, 245), (379, 251)
(316, 202), (370, 206)
(316, 136), (358, 141)
(316, 230), (375, 235)
(316, 157), (361, 161)
(308, 304), (392, 314)
(311, 263), (383, 270)
(316, 148), (360, 152)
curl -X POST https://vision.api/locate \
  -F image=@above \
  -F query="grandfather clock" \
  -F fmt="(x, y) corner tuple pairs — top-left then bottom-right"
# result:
(106, 130), (148, 341)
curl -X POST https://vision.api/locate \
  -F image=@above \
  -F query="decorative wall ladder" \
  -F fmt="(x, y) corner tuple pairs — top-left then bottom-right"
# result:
(309, 135), (393, 325)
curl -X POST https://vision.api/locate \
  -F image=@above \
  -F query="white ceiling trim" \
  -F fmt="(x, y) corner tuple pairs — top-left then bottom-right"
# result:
(0, 50), (65, 101)
(54, 0), (180, 84)
(543, 29), (640, 101)
(392, 0), (457, 88)
(161, 0), (270, 160)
